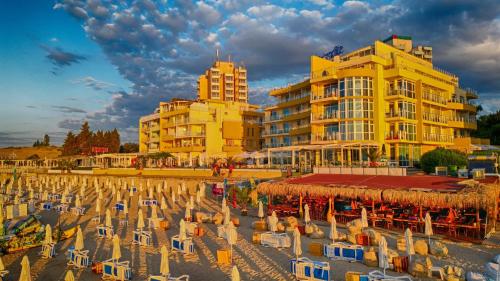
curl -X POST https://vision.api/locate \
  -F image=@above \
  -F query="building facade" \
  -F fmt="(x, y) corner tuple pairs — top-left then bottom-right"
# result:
(139, 60), (262, 166)
(264, 35), (480, 169)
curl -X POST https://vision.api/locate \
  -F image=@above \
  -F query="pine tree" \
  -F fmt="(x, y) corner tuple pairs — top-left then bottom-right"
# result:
(77, 122), (93, 155)
(43, 134), (50, 146)
(62, 132), (77, 156)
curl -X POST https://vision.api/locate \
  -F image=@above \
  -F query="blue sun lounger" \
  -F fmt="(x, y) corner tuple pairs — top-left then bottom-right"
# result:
(290, 257), (330, 281)
(323, 242), (364, 262)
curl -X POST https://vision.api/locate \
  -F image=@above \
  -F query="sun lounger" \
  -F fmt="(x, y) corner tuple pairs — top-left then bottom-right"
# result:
(102, 259), (132, 280)
(40, 242), (56, 258)
(97, 225), (114, 239)
(148, 217), (164, 229)
(67, 247), (91, 268)
(148, 275), (190, 281)
(217, 225), (227, 239)
(71, 207), (85, 216)
(40, 202), (52, 210)
(185, 222), (197, 235)
(142, 199), (158, 207)
(323, 242), (364, 262)
(260, 232), (291, 248)
(50, 194), (61, 201)
(171, 235), (195, 255)
(91, 216), (101, 224)
(290, 257), (330, 281)
(54, 204), (69, 213)
(114, 203), (125, 212)
(368, 270), (412, 281)
(133, 230), (152, 246)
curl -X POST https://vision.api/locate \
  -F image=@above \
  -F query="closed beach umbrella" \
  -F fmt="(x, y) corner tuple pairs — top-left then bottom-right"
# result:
(224, 207), (231, 226)
(258, 201), (264, 220)
(171, 191), (176, 204)
(105, 209), (112, 228)
(222, 198), (227, 214)
(96, 198), (101, 215)
(190, 196), (194, 210)
(405, 228), (415, 260)
(227, 222), (237, 264)
(179, 219), (187, 241)
(329, 216), (338, 243)
(64, 270), (75, 281)
(19, 255), (32, 281)
(138, 195), (143, 207)
(304, 204), (310, 225)
(42, 190), (48, 201)
(151, 204), (159, 225)
(378, 236), (389, 273)
(137, 209), (145, 230)
(98, 189), (103, 200)
(123, 200), (128, 215)
(425, 212), (433, 245)
(196, 190), (201, 208)
(75, 226), (84, 251)
(161, 197), (167, 210)
(112, 234), (121, 261)
(231, 266), (240, 281)
(44, 224), (53, 245)
(268, 214), (277, 232)
(181, 181), (186, 193)
(177, 185), (181, 195)
(160, 245), (170, 276)
(0, 255), (5, 272)
(293, 227), (302, 259)
(185, 203), (191, 220)
(116, 191), (121, 202)
(75, 195), (81, 208)
(149, 187), (153, 199)
(361, 207), (368, 228)
(79, 185), (85, 197)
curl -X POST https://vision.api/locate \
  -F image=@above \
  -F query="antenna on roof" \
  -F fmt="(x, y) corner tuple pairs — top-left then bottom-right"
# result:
(228, 54), (231, 62)
(216, 49), (220, 61)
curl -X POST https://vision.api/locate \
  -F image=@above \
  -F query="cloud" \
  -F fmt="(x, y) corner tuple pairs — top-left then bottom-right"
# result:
(53, 0), (500, 142)
(40, 45), (86, 68)
(71, 76), (115, 91)
(51, 105), (87, 114)
(26, 105), (37, 109)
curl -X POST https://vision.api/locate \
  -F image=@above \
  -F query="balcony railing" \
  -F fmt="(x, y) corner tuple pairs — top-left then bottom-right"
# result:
(313, 133), (341, 142)
(385, 131), (416, 141)
(423, 92), (447, 105)
(386, 89), (416, 99)
(175, 131), (206, 138)
(448, 98), (474, 106)
(423, 133), (454, 143)
(311, 89), (339, 101)
(312, 111), (340, 121)
(385, 111), (416, 119)
(448, 116), (476, 123)
(264, 108), (311, 122)
(423, 112), (448, 123)
(276, 92), (310, 104)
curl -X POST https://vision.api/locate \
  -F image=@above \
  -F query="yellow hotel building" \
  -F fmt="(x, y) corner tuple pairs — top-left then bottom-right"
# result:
(139, 60), (262, 166)
(263, 35), (483, 168)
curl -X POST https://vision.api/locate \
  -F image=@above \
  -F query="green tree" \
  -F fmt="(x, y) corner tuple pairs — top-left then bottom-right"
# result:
(62, 131), (78, 156)
(43, 134), (50, 146)
(77, 122), (93, 155)
(120, 143), (139, 153)
(420, 148), (467, 174)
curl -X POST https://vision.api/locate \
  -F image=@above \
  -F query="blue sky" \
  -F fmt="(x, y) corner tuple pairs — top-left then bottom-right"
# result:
(0, 0), (499, 146)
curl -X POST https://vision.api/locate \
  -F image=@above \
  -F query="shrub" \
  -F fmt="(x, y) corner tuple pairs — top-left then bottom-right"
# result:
(420, 148), (467, 174)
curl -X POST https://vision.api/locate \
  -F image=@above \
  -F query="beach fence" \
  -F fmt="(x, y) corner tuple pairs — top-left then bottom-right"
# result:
(314, 166), (407, 176)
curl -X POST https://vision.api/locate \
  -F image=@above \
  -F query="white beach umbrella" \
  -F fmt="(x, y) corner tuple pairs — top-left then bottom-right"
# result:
(80, 185), (85, 197)
(105, 209), (112, 228)
(112, 234), (121, 261)
(75, 226), (84, 251)
(224, 207), (232, 226)
(64, 270), (75, 281)
(200, 182), (206, 197)
(361, 207), (369, 228)
(378, 236), (389, 273)
(75, 195), (81, 208)
(425, 212), (433, 245)
(96, 198), (102, 216)
(258, 201), (264, 220)
(181, 181), (186, 193)
(221, 198), (227, 214)
(137, 209), (145, 230)
(161, 197), (167, 210)
(98, 189), (103, 200)
(185, 203), (191, 220)
(196, 190), (201, 209)
(231, 266), (240, 281)
(44, 224), (53, 245)
(177, 185), (181, 195)
(160, 245), (170, 276)
(0, 255), (5, 272)
(329, 216), (338, 243)
(179, 219), (187, 241)
(227, 222), (237, 264)
(19, 255), (32, 281)
(268, 214), (277, 233)
(123, 200), (128, 215)
(293, 227), (302, 260)
(304, 204), (310, 225)
(171, 191), (176, 204)
(190, 196), (194, 210)
(138, 195), (143, 207)
(116, 190), (121, 202)
(405, 228), (415, 261)
(151, 204), (159, 225)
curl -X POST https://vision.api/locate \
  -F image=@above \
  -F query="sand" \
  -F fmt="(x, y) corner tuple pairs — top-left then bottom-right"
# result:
(2, 176), (498, 281)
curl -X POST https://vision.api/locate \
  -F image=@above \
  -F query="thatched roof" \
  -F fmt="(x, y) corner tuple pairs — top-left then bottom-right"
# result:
(257, 179), (500, 209)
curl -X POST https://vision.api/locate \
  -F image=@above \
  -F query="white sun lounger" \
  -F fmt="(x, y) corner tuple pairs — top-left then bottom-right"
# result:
(148, 275), (190, 281)
(368, 270), (412, 281)
(260, 232), (291, 248)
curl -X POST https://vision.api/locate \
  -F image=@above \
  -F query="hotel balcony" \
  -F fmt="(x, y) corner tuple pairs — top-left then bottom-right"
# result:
(310, 67), (337, 83)
(447, 116), (477, 130)
(150, 124), (160, 131)
(175, 131), (206, 138)
(289, 124), (311, 135)
(385, 131), (416, 142)
(447, 98), (477, 112)
(168, 145), (205, 153)
(223, 144), (242, 153)
(312, 133), (341, 144)
(385, 111), (416, 121)
(276, 94), (310, 108)
(422, 112), (448, 125)
(422, 92), (447, 107)
(262, 128), (289, 137)
(310, 90), (339, 103)
(311, 111), (340, 123)
(291, 139), (310, 145)
(161, 134), (174, 141)
(385, 89), (416, 100)
(423, 133), (454, 143)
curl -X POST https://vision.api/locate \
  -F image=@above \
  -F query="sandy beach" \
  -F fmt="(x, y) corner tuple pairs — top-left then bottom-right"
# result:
(2, 176), (499, 281)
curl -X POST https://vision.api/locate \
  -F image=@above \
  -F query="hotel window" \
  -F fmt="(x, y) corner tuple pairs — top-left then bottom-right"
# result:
(282, 108), (290, 117)
(339, 77), (373, 97)
(397, 101), (416, 119)
(340, 121), (374, 141)
(394, 79), (415, 98)
(324, 124), (339, 137)
(398, 123), (416, 141)
(324, 83), (338, 97)
(340, 99), (373, 119)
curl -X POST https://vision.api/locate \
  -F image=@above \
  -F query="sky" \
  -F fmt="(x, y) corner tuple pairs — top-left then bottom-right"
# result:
(0, 0), (499, 147)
